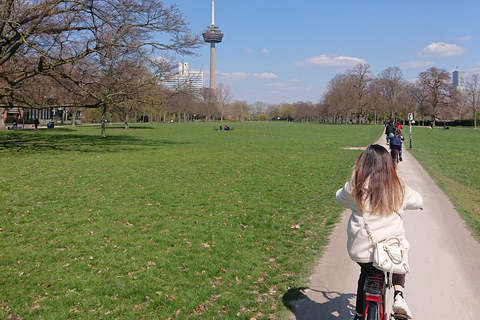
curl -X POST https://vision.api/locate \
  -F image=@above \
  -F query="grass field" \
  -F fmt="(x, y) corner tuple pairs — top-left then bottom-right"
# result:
(408, 126), (480, 241)
(0, 122), (381, 319)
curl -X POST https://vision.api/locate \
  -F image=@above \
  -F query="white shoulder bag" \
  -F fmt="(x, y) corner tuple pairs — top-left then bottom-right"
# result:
(362, 214), (410, 275)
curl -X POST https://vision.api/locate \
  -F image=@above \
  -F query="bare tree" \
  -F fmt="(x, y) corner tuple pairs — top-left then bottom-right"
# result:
(377, 67), (405, 120)
(417, 67), (454, 124)
(229, 100), (250, 122)
(347, 63), (372, 123)
(0, 0), (201, 130)
(266, 104), (281, 121)
(323, 73), (356, 123)
(199, 88), (219, 120)
(466, 73), (480, 129)
(293, 101), (315, 122)
(216, 83), (233, 121)
(366, 78), (388, 124)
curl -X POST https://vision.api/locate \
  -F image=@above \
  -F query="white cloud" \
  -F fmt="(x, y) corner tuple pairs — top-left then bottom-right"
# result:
(401, 61), (435, 69)
(265, 83), (288, 90)
(218, 71), (250, 81)
(458, 35), (473, 42)
(262, 49), (269, 54)
(294, 54), (366, 68)
(265, 82), (315, 93)
(244, 48), (253, 53)
(419, 42), (467, 58)
(253, 72), (278, 79)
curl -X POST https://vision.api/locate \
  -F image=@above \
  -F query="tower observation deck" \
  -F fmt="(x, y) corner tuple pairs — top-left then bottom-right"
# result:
(202, 0), (223, 44)
(203, 0), (223, 93)
(203, 24), (224, 43)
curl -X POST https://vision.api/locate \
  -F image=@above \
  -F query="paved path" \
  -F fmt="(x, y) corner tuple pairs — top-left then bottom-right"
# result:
(290, 139), (480, 319)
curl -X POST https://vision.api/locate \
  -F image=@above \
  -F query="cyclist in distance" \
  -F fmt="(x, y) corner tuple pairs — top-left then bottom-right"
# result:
(385, 120), (396, 144)
(335, 145), (424, 320)
(389, 128), (403, 162)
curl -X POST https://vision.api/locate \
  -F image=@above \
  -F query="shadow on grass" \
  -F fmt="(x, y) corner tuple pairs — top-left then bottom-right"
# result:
(0, 129), (188, 153)
(283, 287), (356, 320)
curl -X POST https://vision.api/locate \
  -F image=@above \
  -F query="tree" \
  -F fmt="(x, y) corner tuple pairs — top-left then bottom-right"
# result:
(293, 101), (315, 122)
(323, 73), (356, 123)
(347, 63), (372, 123)
(251, 101), (269, 118)
(366, 78), (388, 124)
(409, 81), (429, 125)
(417, 67), (454, 124)
(280, 103), (295, 121)
(199, 88), (219, 120)
(377, 67), (405, 120)
(466, 74), (480, 129)
(0, 0), (201, 130)
(216, 83), (233, 121)
(229, 100), (250, 122)
(266, 104), (281, 120)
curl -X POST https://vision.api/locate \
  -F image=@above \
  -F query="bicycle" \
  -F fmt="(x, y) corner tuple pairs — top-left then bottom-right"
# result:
(363, 268), (409, 320)
(391, 149), (399, 165)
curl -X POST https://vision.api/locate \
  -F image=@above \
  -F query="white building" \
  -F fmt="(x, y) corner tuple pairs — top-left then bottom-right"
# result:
(162, 63), (204, 94)
(452, 68), (466, 91)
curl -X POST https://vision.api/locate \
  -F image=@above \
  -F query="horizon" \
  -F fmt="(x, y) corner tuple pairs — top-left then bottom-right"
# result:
(164, 0), (480, 105)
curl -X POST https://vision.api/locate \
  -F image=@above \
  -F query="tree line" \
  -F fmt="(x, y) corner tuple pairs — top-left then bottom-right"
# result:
(2, 1), (478, 132)
(173, 63), (479, 128)
(319, 63), (479, 127)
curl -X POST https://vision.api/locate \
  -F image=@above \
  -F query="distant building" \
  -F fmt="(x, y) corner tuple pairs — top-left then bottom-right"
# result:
(162, 62), (204, 94)
(452, 68), (466, 91)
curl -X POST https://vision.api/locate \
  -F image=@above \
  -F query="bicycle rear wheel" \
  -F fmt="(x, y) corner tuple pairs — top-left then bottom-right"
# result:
(366, 301), (381, 320)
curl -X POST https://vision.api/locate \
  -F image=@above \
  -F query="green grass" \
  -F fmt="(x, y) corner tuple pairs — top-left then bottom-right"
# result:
(409, 126), (480, 241)
(0, 122), (381, 319)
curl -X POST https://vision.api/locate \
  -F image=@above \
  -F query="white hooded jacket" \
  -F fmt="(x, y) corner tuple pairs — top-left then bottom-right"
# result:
(336, 181), (424, 263)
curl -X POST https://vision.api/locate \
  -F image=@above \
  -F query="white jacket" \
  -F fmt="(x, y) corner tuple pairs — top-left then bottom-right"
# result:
(336, 181), (424, 263)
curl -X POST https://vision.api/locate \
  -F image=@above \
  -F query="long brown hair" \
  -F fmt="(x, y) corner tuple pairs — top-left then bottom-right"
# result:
(351, 144), (404, 216)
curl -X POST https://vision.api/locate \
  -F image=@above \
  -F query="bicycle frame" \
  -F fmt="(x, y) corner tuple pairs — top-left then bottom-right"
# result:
(363, 269), (408, 320)
(364, 272), (386, 320)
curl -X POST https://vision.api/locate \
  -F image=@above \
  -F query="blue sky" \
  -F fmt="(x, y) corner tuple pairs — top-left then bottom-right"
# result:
(165, 0), (480, 104)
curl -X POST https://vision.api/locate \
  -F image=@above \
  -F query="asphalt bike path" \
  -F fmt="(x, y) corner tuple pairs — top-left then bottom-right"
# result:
(290, 137), (480, 319)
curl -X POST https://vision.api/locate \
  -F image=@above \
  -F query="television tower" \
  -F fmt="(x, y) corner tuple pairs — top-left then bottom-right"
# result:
(202, 0), (224, 93)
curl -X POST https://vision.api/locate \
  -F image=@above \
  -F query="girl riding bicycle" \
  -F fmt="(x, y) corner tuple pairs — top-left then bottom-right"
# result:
(336, 145), (424, 320)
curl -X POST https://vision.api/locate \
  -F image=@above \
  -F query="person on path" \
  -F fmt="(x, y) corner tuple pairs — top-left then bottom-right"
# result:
(335, 144), (424, 320)
(34, 118), (39, 130)
(389, 128), (403, 161)
(395, 121), (403, 134)
(385, 120), (396, 144)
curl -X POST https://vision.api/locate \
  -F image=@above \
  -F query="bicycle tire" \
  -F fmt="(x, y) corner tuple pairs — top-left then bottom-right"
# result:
(394, 150), (399, 164)
(366, 301), (381, 320)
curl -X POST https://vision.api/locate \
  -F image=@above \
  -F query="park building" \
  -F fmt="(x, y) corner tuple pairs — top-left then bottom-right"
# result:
(3, 107), (56, 125)
(161, 63), (204, 95)
(452, 67), (466, 92)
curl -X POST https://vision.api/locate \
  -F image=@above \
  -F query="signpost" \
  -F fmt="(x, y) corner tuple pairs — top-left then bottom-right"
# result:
(408, 113), (414, 149)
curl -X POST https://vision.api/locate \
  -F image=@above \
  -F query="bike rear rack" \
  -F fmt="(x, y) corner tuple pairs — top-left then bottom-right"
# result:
(364, 273), (385, 303)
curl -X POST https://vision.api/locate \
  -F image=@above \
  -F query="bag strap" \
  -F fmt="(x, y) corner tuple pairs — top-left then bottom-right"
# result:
(361, 212), (401, 246)
(361, 213), (376, 246)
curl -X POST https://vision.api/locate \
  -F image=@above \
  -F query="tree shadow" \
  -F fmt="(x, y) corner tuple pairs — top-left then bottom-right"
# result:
(283, 287), (356, 320)
(0, 130), (189, 154)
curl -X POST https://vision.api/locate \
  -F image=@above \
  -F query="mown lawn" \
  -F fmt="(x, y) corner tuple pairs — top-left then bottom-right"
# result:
(0, 122), (381, 319)
(409, 126), (480, 241)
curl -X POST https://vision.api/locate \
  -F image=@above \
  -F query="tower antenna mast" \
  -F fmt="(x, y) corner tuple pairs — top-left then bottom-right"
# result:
(211, 0), (215, 25)
(203, 0), (223, 95)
